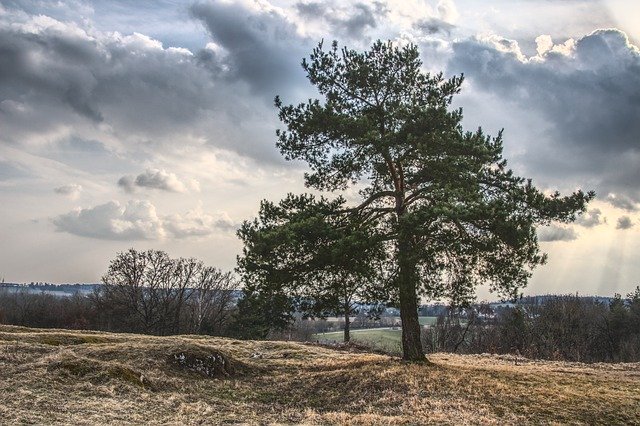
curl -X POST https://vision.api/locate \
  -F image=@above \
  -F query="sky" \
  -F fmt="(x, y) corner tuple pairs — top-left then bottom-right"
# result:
(0, 0), (639, 299)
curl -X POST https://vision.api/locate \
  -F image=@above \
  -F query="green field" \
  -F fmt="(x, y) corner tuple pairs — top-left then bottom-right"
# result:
(313, 328), (402, 354)
(387, 316), (438, 326)
(418, 316), (438, 326)
(313, 317), (438, 354)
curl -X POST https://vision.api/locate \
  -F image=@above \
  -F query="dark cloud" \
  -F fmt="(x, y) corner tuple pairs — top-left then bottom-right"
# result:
(413, 17), (455, 36)
(0, 23), (104, 121)
(0, 11), (288, 164)
(190, 1), (310, 100)
(116, 176), (136, 193)
(537, 224), (578, 242)
(606, 193), (638, 212)
(576, 208), (604, 228)
(0, 19), (210, 138)
(295, 1), (386, 40)
(616, 215), (634, 230)
(448, 29), (640, 202)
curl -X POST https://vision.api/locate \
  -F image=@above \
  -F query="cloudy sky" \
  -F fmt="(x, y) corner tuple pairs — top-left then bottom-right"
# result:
(1, 0), (639, 299)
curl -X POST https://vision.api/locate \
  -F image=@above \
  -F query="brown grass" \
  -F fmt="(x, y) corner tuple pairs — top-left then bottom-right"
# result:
(0, 325), (638, 425)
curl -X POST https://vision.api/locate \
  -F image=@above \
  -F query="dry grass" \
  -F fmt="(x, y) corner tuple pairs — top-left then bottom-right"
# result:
(1, 325), (638, 425)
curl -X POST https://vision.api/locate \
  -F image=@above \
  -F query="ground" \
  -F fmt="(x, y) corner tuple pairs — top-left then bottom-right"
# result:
(1, 325), (639, 425)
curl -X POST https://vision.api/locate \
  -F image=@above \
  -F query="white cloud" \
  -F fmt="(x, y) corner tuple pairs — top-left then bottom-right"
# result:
(537, 225), (578, 242)
(52, 200), (234, 240)
(535, 34), (553, 56)
(163, 206), (236, 238)
(436, 0), (458, 25)
(117, 168), (198, 193)
(53, 200), (165, 240)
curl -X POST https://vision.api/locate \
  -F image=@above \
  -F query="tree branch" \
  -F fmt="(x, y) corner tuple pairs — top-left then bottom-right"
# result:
(339, 190), (396, 213)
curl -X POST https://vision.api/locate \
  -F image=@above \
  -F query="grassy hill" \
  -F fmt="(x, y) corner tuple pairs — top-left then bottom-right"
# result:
(1, 325), (639, 425)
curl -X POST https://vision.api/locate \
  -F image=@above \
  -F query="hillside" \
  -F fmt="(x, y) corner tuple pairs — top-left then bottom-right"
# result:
(1, 326), (639, 425)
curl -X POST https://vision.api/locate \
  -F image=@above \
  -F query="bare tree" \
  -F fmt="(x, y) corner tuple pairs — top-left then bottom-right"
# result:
(96, 249), (236, 336)
(187, 266), (235, 335)
(99, 249), (178, 334)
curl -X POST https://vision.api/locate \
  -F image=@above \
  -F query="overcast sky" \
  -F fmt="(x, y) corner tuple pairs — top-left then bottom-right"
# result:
(1, 0), (639, 299)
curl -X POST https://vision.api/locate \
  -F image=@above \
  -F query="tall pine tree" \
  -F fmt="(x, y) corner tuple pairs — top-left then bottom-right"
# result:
(270, 40), (593, 361)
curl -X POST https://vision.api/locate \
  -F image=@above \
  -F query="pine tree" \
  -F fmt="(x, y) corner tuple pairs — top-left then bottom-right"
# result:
(270, 40), (593, 361)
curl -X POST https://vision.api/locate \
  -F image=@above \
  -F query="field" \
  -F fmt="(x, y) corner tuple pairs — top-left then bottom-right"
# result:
(418, 316), (439, 326)
(1, 325), (639, 425)
(314, 328), (402, 354)
(313, 317), (438, 353)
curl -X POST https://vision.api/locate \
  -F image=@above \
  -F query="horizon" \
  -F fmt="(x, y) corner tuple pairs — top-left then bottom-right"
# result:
(0, 281), (632, 302)
(1, 0), (639, 300)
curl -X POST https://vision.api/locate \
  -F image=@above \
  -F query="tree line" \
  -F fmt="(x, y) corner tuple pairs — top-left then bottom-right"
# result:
(0, 249), (237, 336)
(424, 290), (640, 362)
(1, 249), (638, 362)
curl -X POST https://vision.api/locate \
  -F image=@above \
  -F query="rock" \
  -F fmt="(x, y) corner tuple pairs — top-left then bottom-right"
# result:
(168, 350), (234, 378)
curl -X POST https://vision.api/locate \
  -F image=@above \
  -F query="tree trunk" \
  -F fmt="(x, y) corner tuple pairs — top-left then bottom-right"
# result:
(397, 227), (427, 361)
(343, 305), (351, 343)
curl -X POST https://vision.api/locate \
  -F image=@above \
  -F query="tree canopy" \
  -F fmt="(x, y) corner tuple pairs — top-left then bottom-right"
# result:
(240, 40), (593, 361)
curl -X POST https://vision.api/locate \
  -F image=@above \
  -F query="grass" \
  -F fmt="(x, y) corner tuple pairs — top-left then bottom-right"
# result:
(1, 324), (639, 424)
(314, 328), (402, 354)
(418, 316), (439, 326)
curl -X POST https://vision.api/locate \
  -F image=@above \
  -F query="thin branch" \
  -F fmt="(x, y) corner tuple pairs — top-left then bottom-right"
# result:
(339, 191), (396, 213)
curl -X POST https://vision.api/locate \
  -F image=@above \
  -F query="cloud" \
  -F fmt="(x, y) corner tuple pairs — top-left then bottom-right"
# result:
(606, 193), (638, 212)
(116, 176), (135, 193)
(447, 29), (640, 203)
(190, 0), (309, 100)
(53, 200), (166, 240)
(52, 200), (234, 240)
(413, 17), (455, 36)
(294, 1), (386, 40)
(616, 215), (634, 230)
(53, 183), (83, 199)
(0, 9), (288, 167)
(537, 225), (578, 242)
(117, 169), (198, 193)
(163, 207), (236, 238)
(575, 208), (604, 228)
(435, 0), (458, 25)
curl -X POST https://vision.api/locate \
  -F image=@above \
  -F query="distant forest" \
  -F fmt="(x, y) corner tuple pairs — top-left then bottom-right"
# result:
(1, 280), (638, 363)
